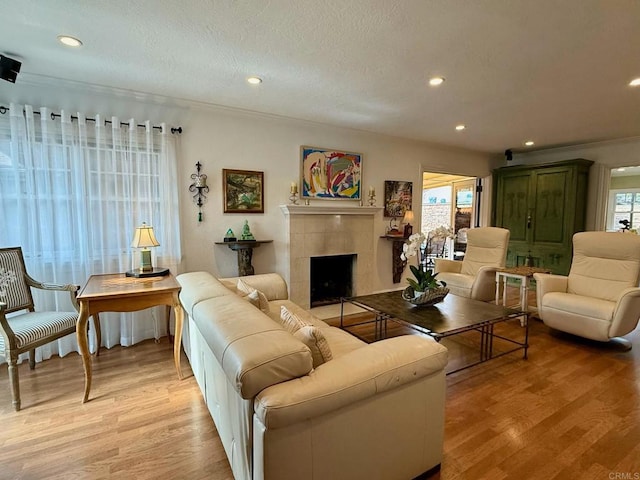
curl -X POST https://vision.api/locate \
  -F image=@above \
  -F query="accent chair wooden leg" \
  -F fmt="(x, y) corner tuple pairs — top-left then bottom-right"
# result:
(29, 349), (36, 370)
(8, 353), (21, 411)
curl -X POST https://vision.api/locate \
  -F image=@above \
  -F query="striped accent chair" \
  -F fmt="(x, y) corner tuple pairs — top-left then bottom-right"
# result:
(0, 247), (92, 411)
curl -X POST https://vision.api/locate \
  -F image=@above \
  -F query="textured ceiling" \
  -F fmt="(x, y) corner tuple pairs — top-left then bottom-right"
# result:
(0, 0), (639, 154)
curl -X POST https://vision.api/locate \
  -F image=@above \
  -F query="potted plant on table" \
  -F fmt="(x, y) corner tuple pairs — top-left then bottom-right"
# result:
(400, 233), (449, 306)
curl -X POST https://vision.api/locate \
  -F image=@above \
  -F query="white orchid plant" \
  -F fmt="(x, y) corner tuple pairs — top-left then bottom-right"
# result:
(401, 227), (454, 293)
(400, 226), (455, 262)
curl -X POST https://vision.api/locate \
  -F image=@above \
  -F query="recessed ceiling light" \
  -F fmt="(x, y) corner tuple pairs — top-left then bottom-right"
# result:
(57, 35), (83, 47)
(455, 124), (466, 131)
(247, 76), (262, 85)
(629, 78), (640, 87)
(429, 76), (445, 86)
(524, 140), (535, 147)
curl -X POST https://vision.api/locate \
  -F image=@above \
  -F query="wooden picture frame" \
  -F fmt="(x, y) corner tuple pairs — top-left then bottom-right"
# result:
(384, 180), (412, 217)
(300, 146), (362, 200)
(222, 169), (264, 213)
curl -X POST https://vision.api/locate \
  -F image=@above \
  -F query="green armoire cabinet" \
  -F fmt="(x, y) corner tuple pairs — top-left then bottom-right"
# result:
(492, 159), (593, 275)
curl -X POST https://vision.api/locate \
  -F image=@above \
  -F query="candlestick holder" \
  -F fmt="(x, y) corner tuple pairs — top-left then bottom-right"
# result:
(289, 192), (299, 205)
(368, 192), (376, 206)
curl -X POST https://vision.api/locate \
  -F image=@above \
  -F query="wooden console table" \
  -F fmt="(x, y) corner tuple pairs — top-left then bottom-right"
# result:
(215, 240), (273, 276)
(381, 235), (408, 283)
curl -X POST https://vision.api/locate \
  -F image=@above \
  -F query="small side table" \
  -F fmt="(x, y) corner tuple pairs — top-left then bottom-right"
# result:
(215, 240), (273, 276)
(495, 266), (551, 325)
(76, 273), (184, 403)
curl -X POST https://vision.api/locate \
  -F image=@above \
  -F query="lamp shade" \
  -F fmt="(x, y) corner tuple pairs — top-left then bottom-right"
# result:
(131, 222), (160, 248)
(403, 210), (414, 224)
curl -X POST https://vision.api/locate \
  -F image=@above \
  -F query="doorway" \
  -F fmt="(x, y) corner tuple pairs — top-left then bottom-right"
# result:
(422, 172), (479, 259)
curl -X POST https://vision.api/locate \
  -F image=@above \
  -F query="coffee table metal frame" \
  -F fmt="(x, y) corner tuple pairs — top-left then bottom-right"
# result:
(340, 292), (528, 375)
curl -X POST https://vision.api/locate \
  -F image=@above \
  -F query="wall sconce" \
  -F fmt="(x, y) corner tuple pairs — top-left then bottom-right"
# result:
(189, 161), (209, 222)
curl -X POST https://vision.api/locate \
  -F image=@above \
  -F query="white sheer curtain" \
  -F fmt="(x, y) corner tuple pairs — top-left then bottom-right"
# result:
(0, 104), (181, 365)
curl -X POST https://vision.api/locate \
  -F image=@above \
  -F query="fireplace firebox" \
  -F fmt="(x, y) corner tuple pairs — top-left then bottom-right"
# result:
(310, 254), (356, 307)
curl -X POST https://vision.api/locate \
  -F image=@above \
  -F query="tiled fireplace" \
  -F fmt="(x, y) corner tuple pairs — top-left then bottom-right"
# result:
(280, 205), (381, 309)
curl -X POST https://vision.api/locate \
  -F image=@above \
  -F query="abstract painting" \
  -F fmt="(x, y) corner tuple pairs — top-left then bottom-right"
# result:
(384, 180), (412, 217)
(222, 169), (264, 213)
(300, 146), (362, 200)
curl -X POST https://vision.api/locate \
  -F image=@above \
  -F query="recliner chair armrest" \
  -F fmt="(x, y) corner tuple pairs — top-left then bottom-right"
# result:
(610, 287), (640, 338)
(254, 336), (448, 429)
(434, 259), (462, 274)
(533, 273), (568, 313)
(470, 266), (501, 301)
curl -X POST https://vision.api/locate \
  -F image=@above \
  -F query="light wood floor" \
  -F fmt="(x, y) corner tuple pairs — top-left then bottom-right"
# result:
(1, 286), (640, 479)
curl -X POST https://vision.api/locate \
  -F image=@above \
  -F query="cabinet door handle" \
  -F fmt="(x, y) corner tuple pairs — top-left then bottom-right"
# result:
(527, 211), (532, 229)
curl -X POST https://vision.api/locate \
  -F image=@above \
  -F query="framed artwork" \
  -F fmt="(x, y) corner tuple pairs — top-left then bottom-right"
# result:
(384, 180), (412, 217)
(222, 169), (264, 213)
(300, 146), (362, 200)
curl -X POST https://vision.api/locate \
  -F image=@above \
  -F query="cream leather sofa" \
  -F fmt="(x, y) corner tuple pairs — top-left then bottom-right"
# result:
(177, 271), (449, 480)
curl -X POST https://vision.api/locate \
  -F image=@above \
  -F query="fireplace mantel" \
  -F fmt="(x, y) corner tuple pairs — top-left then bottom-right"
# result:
(280, 205), (382, 216)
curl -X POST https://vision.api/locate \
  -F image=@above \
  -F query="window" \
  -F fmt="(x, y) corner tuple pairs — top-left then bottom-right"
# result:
(607, 189), (640, 231)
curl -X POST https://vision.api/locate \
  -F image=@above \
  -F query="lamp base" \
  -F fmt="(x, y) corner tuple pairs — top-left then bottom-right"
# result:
(125, 267), (170, 278)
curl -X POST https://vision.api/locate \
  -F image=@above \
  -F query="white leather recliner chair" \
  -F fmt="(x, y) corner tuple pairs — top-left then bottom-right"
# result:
(534, 231), (640, 350)
(434, 227), (510, 302)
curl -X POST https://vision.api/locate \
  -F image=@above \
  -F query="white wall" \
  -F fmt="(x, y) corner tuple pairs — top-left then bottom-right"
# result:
(505, 137), (640, 230)
(180, 105), (494, 293)
(1, 79), (494, 293)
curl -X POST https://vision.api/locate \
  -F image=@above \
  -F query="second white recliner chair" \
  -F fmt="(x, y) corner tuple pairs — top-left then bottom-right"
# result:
(434, 227), (510, 302)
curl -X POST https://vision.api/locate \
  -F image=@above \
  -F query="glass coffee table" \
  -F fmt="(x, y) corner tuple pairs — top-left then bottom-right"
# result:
(341, 291), (528, 374)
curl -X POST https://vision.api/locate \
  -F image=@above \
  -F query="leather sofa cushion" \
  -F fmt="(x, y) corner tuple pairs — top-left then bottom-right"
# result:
(317, 325), (366, 358)
(192, 295), (313, 399)
(177, 271), (236, 317)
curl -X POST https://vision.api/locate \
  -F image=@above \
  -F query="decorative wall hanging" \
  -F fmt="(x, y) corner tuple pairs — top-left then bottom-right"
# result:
(384, 180), (412, 217)
(189, 162), (209, 222)
(223, 169), (264, 213)
(300, 146), (362, 200)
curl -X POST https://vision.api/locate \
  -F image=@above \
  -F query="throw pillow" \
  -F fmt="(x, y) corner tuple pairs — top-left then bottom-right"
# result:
(240, 289), (261, 308)
(279, 305), (309, 334)
(237, 279), (270, 314)
(294, 326), (333, 368)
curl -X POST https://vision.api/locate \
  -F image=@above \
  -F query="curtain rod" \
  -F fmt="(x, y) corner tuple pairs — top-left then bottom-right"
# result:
(0, 105), (183, 134)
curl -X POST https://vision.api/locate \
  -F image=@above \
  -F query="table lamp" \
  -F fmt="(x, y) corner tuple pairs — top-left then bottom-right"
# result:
(403, 210), (414, 237)
(126, 222), (170, 278)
